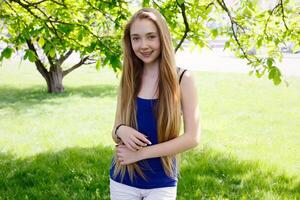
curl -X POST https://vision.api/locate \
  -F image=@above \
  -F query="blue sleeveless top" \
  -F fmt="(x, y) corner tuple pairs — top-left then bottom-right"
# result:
(109, 97), (177, 189)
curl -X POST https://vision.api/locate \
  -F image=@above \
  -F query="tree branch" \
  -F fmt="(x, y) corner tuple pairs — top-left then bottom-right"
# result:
(45, 18), (119, 54)
(45, 52), (55, 67)
(280, 0), (289, 30)
(26, 39), (49, 79)
(3, 0), (28, 33)
(263, 3), (281, 37)
(153, 0), (163, 10)
(10, 0), (63, 41)
(10, 0), (119, 55)
(25, 0), (47, 6)
(206, 2), (214, 10)
(83, 0), (115, 23)
(264, 1), (289, 37)
(216, 0), (252, 62)
(3, 1), (54, 69)
(57, 50), (73, 66)
(16, 0), (66, 8)
(175, 0), (190, 52)
(23, 0), (64, 42)
(49, 0), (67, 8)
(63, 56), (89, 77)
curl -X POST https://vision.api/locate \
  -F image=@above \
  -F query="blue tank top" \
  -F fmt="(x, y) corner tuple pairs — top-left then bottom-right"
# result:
(109, 97), (177, 189)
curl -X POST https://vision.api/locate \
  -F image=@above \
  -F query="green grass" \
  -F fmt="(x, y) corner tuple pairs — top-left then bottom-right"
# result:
(0, 60), (299, 199)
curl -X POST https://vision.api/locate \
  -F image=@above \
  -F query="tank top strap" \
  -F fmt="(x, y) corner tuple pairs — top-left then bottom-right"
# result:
(176, 67), (187, 84)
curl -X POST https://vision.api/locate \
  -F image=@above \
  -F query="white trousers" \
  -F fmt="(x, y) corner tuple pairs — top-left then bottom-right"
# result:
(110, 178), (177, 200)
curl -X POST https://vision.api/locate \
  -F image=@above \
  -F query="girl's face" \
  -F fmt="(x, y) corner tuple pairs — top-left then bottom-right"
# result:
(130, 18), (161, 65)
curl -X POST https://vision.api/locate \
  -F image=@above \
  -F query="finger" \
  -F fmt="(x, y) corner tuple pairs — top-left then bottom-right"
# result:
(116, 146), (124, 152)
(125, 142), (137, 151)
(135, 133), (152, 145)
(120, 161), (126, 165)
(139, 136), (152, 145)
(117, 155), (124, 161)
(129, 141), (142, 151)
(132, 137), (147, 147)
(116, 152), (122, 158)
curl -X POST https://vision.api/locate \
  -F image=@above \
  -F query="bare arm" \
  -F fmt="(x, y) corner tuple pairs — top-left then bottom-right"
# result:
(117, 71), (201, 165)
(140, 71), (200, 159)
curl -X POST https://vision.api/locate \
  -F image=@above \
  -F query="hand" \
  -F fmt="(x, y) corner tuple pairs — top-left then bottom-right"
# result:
(117, 125), (152, 151)
(116, 144), (144, 165)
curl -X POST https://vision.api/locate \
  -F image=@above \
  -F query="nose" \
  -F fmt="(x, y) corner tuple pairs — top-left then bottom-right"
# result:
(140, 38), (149, 49)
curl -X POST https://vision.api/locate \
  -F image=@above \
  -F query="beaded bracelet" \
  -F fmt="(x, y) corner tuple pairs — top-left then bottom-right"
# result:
(115, 124), (125, 140)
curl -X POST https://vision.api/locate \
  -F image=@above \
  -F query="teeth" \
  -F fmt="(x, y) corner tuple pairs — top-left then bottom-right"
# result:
(142, 52), (152, 56)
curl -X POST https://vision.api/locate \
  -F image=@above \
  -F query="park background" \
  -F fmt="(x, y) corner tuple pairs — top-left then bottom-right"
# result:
(1, 0), (300, 199)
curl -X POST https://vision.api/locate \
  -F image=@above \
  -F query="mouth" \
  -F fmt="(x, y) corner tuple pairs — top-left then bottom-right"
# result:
(140, 51), (153, 57)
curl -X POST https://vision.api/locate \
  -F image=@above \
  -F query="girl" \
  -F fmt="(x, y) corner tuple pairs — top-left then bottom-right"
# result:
(109, 8), (200, 200)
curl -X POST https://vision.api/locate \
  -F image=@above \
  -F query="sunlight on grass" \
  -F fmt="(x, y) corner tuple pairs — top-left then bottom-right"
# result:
(0, 146), (298, 199)
(0, 60), (299, 199)
(195, 72), (300, 176)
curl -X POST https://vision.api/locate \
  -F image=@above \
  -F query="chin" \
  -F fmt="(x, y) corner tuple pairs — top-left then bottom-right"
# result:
(139, 55), (160, 65)
(142, 59), (155, 64)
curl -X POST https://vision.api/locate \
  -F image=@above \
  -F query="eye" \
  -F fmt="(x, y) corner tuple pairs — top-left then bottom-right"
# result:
(132, 37), (139, 41)
(148, 35), (156, 40)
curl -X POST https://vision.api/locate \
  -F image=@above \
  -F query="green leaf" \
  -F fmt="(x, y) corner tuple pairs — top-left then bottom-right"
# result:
(57, 24), (74, 35)
(268, 67), (281, 83)
(177, 0), (184, 5)
(273, 76), (281, 85)
(206, 5), (213, 13)
(256, 68), (267, 78)
(268, 67), (275, 80)
(43, 43), (52, 54)
(292, 43), (300, 53)
(38, 37), (45, 47)
(77, 31), (84, 41)
(96, 58), (101, 71)
(211, 29), (218, 39)
(49, 48), (56, 58)
(86, 42), (97, 53)
(267, 58), (273, 68)
(255, 70), (261, 78)
(223, 41), (230, 50)
(256, 37), (263, 48)
(142, 0), (150, 7)
(24, 50), (37, 62)
(110, 55), (121, 70)
(0, 47), (14, 60)
(244, 7), (253, 17)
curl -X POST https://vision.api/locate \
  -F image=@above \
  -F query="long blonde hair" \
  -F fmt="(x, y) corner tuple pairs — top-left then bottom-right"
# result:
(113, 8), (181, 182)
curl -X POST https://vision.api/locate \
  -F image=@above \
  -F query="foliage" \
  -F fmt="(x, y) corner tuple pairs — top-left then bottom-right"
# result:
(0, 0), (129, 73)
(0, 0), (300, 86)
(148, 0), (300, 85)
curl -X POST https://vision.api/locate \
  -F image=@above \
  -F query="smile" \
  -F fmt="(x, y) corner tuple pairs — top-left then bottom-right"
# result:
(141, 51), (153, 57)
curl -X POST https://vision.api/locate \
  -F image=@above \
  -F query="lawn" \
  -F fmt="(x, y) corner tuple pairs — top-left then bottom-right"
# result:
(0, 59), (299, 199)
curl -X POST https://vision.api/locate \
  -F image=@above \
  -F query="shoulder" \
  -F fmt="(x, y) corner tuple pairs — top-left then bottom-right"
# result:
(177, 67), (195, 87)
(177, 68), (197, 103)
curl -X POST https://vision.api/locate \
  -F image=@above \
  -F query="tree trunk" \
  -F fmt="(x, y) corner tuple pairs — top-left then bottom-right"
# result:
(26, 39), (65, 93)
(46, 66), (64, 93)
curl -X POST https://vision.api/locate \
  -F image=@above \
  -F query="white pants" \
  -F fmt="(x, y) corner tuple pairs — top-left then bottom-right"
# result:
(110, 178), (177, 200)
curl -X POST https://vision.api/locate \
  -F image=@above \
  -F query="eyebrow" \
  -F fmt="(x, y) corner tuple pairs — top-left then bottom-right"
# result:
(130, 32), (158, 37)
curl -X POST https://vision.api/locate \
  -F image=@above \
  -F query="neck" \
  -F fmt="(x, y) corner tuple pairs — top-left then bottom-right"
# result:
(143, 60), (159, 78)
